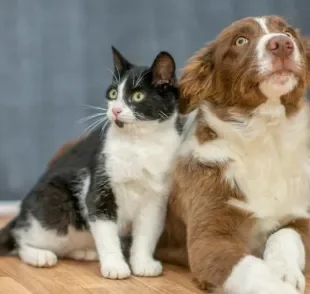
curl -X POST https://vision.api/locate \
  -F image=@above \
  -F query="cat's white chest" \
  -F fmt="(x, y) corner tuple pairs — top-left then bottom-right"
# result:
(104, 124), (180, 223)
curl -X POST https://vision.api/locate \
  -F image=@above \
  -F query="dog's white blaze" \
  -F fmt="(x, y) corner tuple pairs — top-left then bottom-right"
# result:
(255, 17), (270, 34)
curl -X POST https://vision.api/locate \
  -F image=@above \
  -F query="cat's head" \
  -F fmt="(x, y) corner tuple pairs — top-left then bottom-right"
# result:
(106, 47), (178, 128)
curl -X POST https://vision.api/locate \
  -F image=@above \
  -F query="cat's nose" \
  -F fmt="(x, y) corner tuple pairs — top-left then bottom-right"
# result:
(112, 107), (122, 117)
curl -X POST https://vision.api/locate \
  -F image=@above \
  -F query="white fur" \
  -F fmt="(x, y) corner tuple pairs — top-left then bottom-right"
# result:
(103, 117), (180, 277)
(264, 228), (306, 292)
(224, 255), (299, 294)
(16, 216), (95, 267)
(254, 17), (301, 99)
(255, 17), (270, 34)
(89, 220), (130, 279)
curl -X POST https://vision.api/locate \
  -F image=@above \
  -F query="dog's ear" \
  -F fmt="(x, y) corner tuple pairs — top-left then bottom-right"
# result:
(302, 37), (310, 86)
(179, 42), (215, 114)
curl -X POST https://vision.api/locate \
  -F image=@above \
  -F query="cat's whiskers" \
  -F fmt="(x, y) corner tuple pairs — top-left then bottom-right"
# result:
(106, 67), (120, 84)
(158, 111), (168, 120)
(78, 112), (106, 123)
(133, 69), (143, 88)
(134, 112), (146, 120)
(82, 117), (107, 135)
(100, 119), (110, 138)
(115, 68), (121, 84)
(134, 69), (151, 88)
(81, 104), (108, 112)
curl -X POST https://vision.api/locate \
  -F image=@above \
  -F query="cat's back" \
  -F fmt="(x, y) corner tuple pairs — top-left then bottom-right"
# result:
(52, 128), (105, 168)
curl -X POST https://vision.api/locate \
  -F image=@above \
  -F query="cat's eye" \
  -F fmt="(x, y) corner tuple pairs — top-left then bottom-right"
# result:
(132, 91), (145, 102)
(235, 36), (248, 46)
(108, 88), (118, 100)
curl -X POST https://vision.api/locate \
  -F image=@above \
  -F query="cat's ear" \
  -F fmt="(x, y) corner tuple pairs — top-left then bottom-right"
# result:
(111, 46), (132, 74)
(151, 51), (176, 86)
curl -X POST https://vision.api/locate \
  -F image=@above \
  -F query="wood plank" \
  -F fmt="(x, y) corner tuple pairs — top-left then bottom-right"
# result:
(0, 216), (310, 293)
(0, 277), (32, 294)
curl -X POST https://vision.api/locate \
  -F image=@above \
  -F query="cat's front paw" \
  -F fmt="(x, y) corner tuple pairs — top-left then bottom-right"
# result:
(19, 246), (58, 268)
(266, 261), (305, 293)
(67, 249), (99, 261)
(130, 256), (162, 277)
(101, 257), (131, 279)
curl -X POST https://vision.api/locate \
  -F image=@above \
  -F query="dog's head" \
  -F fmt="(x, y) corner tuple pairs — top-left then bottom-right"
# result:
(180, 15), (310, 115)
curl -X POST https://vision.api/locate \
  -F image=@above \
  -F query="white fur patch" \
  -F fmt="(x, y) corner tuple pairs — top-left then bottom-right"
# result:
(129, 196), (165, 277)
(15, 216), (95, 263)
(66, 249), (98, 261)
(224, 255), (299, 294)
(255, 17), (270, 34)
(181, 100), (310, 253)
(104, 115), (180, 276)
(19, 246), (58, 267)
(253, 17), (301, 100)
(264, 228), (306, 292)
(89, 220), (130, 279)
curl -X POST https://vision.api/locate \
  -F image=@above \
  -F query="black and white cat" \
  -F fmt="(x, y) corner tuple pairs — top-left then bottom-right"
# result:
(0, 47), (182, 279)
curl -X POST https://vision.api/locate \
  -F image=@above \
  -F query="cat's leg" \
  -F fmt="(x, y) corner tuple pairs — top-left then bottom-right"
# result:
(86, 186), (130, 279)
(14, 215), (62, 268)
(130, 197), (166, 277)
(18, 245), (58, 267)
(66, 249), (99, 261)
(89, 219), (131, 279)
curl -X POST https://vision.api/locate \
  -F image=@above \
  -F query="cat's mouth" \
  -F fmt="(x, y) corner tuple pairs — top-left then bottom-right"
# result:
(115, 120), (124, 128)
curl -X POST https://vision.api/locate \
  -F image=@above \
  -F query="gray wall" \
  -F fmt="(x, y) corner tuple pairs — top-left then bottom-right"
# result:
(1, 0), (310, 200)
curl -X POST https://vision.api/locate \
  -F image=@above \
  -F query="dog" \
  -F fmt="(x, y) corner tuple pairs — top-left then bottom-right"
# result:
(48, 15), (310, 294)
(157, 15), (310, 294)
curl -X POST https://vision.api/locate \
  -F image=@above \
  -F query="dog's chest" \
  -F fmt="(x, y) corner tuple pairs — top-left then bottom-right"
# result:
(226, 109), (310, 225)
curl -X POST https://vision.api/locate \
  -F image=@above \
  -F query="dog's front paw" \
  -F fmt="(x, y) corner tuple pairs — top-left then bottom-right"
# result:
(266, 261), (305, 293)
(130, 256), (162, 277)
(225, 256), (300, 294)
(101, 257), (131, 279)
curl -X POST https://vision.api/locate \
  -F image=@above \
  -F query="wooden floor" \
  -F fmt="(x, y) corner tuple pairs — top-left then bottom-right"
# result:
(0, 217), (203, 294)
(1, 216), (310, 294)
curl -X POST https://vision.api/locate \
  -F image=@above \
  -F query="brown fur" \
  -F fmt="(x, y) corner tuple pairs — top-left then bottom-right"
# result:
(167, 15), (310, 292)
(157, 157), (258, 291)
(179, 16), (308, 118)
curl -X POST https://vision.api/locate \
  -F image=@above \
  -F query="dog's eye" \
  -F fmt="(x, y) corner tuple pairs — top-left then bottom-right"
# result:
(235, 37), (248, 46)
(284, 31), (294, 39)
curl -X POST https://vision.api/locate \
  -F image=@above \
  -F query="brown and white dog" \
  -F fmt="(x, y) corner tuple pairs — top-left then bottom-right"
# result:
(158, 15), (310, 294)
(48, 15), (310, 294)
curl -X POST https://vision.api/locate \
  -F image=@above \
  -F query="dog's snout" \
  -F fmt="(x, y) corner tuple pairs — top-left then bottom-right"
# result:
(266, 35), (294, 58)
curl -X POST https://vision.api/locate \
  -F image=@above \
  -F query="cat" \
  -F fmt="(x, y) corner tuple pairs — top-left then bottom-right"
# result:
(0, 47), (183, 279)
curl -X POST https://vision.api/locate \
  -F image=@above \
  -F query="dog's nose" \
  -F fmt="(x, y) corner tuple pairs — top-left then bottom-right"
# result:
(266, 35), (294, 58)
(112, 107), (122, 117)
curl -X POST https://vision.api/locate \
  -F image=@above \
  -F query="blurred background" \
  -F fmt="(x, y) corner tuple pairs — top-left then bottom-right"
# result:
(0, 0), (310, 203)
